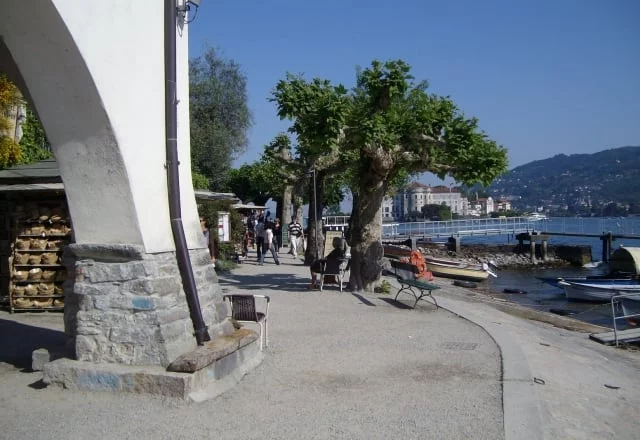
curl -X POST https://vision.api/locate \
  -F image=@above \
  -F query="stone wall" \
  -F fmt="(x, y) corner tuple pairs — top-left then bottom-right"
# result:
(63, 244), (229, 367)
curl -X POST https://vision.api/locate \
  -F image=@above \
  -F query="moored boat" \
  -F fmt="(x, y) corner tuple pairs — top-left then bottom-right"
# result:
(558, 279), (640, 302)
(540, 246), (640, 290)
(382, 245), (496, 282)
(618, 293), (640, 320)
(526, 212), (548, 221)
(538, 276), (638, 289)
(424, 257), (496, 282)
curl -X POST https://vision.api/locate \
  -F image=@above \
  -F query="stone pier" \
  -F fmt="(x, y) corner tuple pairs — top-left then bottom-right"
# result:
(516, 232), (550, 263)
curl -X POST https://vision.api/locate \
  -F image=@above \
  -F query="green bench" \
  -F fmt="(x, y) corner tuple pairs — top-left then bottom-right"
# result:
(389, 259), (440, 308)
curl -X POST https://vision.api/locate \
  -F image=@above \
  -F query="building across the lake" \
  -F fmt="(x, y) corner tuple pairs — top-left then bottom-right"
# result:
(384, 182), (469, 220)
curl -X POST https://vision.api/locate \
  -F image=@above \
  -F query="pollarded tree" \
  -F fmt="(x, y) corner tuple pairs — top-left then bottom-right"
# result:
(271, 75), (351, 264)
(261, 133), (349, 256)
(345, 60), (507, 291)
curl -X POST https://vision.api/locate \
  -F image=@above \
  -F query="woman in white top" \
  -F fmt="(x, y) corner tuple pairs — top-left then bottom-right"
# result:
(260, 221), (281, 266)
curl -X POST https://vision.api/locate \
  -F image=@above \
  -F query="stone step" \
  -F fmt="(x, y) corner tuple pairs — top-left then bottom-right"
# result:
(42, 328), (262, 401)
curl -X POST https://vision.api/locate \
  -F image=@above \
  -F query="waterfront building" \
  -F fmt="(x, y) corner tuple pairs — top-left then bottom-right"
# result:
(381, 195), (394, 220)
(495, 199), (511, 212)
(391, 182), (468, 220)
(468, 197), (494, 216)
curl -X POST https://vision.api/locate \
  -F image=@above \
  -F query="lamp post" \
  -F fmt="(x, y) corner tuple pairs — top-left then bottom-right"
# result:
(311, 168), (319, 261)
(305, 167), (319, 261)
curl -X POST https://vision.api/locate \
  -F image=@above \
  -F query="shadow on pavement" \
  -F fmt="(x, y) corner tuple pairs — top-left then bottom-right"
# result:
(377, 297), (415, 310)
(351, 293), (376, 307)
(217, 272), (311, 293)
(0, 318), (66, 370)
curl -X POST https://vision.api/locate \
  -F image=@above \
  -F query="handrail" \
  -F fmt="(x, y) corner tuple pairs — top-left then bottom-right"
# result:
(610, 292), (640, 346)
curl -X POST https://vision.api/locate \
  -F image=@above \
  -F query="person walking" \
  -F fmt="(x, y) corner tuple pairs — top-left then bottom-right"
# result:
(261, 221), (280, 265)
(287, 216), (303, 258)
(255, 217), (265, 265)
(273, 218), (282, 254)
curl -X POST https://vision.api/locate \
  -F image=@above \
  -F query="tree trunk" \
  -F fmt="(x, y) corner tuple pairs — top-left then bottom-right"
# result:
(304, 174), (325, 265)
(347, 175), (387, 292)
(281, 185), (293, 244)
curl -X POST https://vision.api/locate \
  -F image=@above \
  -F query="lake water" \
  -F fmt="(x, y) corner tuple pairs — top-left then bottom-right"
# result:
(431, 217), (640, 329)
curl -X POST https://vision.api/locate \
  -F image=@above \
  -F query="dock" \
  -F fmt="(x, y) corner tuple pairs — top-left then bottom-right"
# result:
(589, 328), (640, 345)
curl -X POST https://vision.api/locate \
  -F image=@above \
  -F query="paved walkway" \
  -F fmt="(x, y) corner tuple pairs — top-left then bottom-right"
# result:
(0, 251), (638, 439)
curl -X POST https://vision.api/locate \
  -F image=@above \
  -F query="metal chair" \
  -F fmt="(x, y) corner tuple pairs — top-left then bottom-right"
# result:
(319, 258), (350, 292)
(223, 294), (270, 350)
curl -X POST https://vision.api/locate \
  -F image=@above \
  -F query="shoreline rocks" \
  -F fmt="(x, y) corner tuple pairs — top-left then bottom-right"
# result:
(385, 241), (591, 269)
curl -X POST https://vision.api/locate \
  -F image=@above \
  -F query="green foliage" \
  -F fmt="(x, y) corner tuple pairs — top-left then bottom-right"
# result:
(271, 75), (349, 161)
(490, 210), (518, 218)
(374, 279), (392, 294)
(190, 47), (252, 191)
(345, 59), (508, 188)
(270, 59), (507, 289)
(0, 74), (22, 168)
(214, 257), (237, 273)
(18, 107), (52, 164)
(226, 160), (283, 205)
(0, 137), (21, 167)
(421, 203), (452, 220)
(191, 171), (210, 190)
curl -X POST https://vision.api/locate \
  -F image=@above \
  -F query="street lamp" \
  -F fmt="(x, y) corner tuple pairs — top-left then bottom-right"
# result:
(305, 167), (319, 261)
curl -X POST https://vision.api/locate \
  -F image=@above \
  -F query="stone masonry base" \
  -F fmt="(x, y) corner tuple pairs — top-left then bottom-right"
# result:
(42, 328), (262, 401)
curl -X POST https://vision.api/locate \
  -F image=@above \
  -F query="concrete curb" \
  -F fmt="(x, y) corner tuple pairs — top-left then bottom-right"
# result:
(435, 295), (544, 440)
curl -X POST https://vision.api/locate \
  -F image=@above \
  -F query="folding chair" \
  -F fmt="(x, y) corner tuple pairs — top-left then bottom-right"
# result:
(223, 294), (270, 350)
(319, 258), (350, 292)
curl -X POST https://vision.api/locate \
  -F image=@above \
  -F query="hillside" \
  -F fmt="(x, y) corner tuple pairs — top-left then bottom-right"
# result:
(487, 146), (640, 216)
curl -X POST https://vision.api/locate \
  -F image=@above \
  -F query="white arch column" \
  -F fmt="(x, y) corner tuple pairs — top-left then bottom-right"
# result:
(0, 1), (230, 368)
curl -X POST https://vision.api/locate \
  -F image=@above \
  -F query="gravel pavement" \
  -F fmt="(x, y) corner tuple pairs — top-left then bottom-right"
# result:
(0, 249), (638, 439)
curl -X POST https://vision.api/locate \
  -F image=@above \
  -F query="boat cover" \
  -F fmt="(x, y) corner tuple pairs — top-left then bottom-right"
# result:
(609, 247), (640, 275)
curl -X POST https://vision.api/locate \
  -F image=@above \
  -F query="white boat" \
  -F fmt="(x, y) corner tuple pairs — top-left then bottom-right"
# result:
(619, 293), (640, 319)
(526, 212), (548, 221)
(425, 257), (497, 282)
(558, 279), (640, 302)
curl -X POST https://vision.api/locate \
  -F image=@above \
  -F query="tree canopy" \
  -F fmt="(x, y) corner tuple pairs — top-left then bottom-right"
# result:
(190, 47), (252, 191)
(271, 75), (351, 261)
(345, 60), (507, 290)
(270, 59), (508, 290)
(19, 107), (52, 163)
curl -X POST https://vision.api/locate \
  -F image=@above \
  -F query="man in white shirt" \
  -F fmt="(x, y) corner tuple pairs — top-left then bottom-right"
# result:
(287, 216), (303, 258)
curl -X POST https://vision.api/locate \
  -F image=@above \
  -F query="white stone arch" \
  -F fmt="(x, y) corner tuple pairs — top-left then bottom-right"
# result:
(0, 2), (230, 370)
(0, 0), (203, 252)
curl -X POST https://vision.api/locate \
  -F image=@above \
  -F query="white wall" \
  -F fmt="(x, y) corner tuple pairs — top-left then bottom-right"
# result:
(0, 0), (204, 253)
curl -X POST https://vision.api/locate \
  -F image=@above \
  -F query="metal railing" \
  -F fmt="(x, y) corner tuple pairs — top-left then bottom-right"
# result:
(610, 293), (640, 346)
(321, 216), (545, 238)
(381, 217), (544, 238)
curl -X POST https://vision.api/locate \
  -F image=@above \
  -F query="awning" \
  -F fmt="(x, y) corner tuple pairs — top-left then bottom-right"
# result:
(194, 190), (240, 202)
(232, 203), (267, 210)
(0, 183), (65, 192)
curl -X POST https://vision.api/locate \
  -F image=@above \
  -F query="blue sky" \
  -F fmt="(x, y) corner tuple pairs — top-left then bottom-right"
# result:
(189, 0), (639, 185)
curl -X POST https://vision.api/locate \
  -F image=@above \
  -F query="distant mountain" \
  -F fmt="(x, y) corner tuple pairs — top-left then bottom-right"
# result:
(487, 146), (640, 216)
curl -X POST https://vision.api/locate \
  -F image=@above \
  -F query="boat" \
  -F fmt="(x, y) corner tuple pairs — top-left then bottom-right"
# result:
(557, 279), (640, 302)
(526, 212), (548, 221)
(424, 257), (497, 282)
(538, 276), (637, 289)
(620, 294), (640, 320)
(382, 245), (496, 282)
(539, 246), (640, 289)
